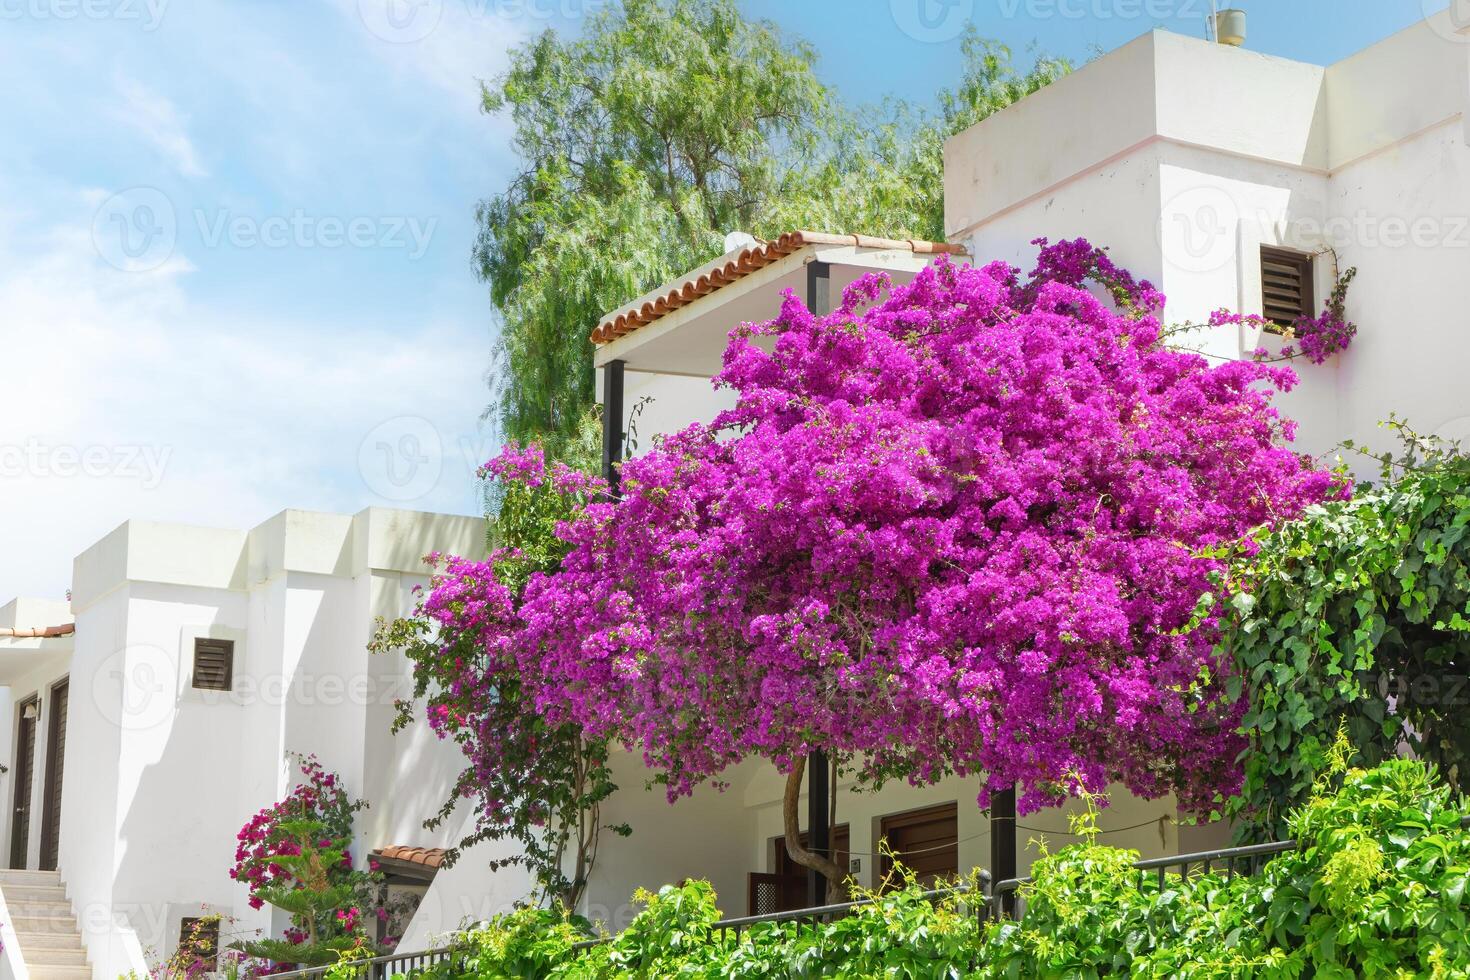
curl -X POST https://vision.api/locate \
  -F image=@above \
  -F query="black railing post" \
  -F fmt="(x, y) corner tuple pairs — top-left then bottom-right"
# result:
(601, 359), (625, 496)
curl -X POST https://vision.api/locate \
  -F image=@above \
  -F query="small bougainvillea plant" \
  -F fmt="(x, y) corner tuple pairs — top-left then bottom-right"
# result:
(391, 238), (1347, 897)
(229, 755), (390, 969)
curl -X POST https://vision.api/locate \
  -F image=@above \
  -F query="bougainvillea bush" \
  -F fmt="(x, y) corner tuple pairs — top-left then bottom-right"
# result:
(230, 756), (386, 968)
(389, 759), (1470, 979)
(392, 238), (1345, 895)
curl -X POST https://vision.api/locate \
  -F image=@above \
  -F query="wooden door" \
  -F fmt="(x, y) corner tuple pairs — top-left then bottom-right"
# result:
(880, 803), (958, 889)
(10, 696), (38, 869)
(39, 679), (68, 871)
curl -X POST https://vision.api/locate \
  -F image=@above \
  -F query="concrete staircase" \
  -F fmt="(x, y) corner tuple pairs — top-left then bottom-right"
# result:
(0, 869), (90, 980)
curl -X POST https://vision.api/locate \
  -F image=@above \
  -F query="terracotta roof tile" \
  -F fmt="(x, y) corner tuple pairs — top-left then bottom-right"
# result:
(0, 624), (74, 638)
(590, 231), (967, 346)
(372, 845), (446, 870)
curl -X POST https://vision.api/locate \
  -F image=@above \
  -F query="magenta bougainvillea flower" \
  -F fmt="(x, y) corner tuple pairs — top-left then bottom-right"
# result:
(423, 240), (1345, 818)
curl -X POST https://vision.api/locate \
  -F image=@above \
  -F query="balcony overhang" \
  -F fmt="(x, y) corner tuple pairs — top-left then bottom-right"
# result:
(591, 232), (967, 378)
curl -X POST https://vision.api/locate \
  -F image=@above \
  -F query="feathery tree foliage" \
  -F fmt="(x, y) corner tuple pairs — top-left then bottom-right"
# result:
(475, 0), (1069, 456)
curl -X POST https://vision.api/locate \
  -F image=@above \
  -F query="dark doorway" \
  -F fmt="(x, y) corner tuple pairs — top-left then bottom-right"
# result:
(10, 695), (38, 869)
(39, 679), (69, 871)
(747, 824), (851, 915)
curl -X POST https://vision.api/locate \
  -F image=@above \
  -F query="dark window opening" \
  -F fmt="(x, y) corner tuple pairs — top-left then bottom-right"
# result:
(178, 916), (220, 972)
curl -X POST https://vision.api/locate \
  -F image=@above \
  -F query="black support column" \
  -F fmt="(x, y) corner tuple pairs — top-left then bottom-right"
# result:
(600, 359), (625, 496)
(806, 751), (830, 905)
(990, 784), (1017, 916)
(805, 259), (832, 907)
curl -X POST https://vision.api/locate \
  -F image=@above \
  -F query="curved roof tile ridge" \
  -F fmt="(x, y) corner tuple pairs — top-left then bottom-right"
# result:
(590, 230), (967, 345)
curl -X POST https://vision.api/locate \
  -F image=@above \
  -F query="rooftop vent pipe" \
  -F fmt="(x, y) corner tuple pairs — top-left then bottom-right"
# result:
(1212, 8), (1246, 46)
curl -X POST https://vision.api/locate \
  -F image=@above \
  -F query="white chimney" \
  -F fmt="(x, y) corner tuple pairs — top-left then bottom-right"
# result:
(1213, 8), (1247, 47)
(723, 231), (759, 254)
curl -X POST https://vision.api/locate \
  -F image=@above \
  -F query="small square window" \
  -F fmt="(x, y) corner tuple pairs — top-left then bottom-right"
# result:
(178, 916), (220, 972)
(1260, 246), (1315, 330)
(191, 639), (234, 692)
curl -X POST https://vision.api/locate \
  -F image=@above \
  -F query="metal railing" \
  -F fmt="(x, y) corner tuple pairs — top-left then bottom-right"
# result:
(987, 836), (1297, 920)
(988, 812), (1470, 919)
(260, 814), (1470, 979)
(266, 945), (463, 980)
(567, 875), (993, 953)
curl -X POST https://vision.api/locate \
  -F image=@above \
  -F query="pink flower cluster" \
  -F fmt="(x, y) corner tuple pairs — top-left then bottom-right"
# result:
(1210, 265), (1357, 365)
(230, 756), (349, 910)
(430, 240), (1344, 817)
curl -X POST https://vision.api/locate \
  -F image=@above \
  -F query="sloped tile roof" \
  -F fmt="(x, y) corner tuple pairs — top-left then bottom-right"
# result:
(372, 845), (446, 870)
(0, 624), (74, 638)
(589, 231), (967, 346)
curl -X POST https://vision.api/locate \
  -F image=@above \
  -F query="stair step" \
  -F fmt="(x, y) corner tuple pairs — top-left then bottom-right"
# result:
(9, 915), (84, 935)
(27, 967), (91, 980)
(14, 930), (84, 950)
(7, 900), (75, 917)
(2, 884), (69, 903)
(25, 947), (87, 967)
(0, 870), (62, 886)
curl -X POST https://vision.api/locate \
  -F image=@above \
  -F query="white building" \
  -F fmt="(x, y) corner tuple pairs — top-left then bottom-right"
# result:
(407, 8), (1470, 944)
(943, 10), (1470, 459)
(0, 508), (484, 980)
(7, 10), (1470, 971)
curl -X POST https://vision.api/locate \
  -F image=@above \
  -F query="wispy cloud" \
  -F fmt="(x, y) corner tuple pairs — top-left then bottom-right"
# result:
(0, 0), (526, 604)
(109, 74), (208, 179)
(0, 202), (491, 602)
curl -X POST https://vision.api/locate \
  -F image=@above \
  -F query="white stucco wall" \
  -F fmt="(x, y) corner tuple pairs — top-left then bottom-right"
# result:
(946, 16), (1470, 465)
(54, 507), (482, 979)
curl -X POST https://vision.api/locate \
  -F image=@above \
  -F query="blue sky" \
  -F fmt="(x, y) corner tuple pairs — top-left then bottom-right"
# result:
(0, 0), (1451, 602)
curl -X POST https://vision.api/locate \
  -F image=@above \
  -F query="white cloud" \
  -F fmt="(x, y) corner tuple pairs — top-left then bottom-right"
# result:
(328, 0), (526, 120)
(109, 75), (208, 179)
(0, 206), (491, 604)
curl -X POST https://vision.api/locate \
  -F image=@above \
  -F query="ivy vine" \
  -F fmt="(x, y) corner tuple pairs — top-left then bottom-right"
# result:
(1215, 421), (1470, 839)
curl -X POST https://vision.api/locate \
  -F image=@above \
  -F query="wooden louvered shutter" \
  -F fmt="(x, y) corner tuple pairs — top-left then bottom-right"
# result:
(39, 679), (68, 871)
(1260, 246), (1314, 328)
(191, 638), (234, 691)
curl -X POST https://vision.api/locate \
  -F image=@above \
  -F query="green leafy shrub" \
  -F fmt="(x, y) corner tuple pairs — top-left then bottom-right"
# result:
(1214, 425), (1470, 838)
(398, 760), (1469, 979)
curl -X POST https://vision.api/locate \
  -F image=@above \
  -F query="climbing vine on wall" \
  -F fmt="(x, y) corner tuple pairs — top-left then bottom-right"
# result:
(1213, 421), (1470, 839)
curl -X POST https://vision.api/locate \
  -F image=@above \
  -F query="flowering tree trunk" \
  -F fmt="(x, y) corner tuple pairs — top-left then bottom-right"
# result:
(781, 757), (846, 903)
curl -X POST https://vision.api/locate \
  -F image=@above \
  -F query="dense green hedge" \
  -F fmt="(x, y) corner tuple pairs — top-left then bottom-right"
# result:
(366, 759), (1470, 979)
